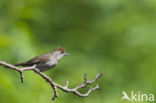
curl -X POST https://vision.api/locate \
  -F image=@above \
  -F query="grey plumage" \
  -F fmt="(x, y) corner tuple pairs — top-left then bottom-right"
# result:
(15, 53), (51, 67)
(14, 47), (69, 72)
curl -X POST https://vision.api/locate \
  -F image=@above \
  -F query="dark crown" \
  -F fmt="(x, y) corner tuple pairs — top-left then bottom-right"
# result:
(53, 47), (65, 53)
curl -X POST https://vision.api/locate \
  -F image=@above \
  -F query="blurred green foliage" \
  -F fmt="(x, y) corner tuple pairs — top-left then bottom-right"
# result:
(0, 0), (156, 103)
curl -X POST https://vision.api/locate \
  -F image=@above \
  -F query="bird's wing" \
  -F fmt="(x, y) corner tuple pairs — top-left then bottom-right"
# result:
(26, 53), (50, 65)
(14, 53), (51, 67)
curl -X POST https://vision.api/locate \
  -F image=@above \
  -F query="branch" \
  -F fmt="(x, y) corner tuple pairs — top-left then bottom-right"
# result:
(0, 60), (103, 101)
(0, 61), (35, 83)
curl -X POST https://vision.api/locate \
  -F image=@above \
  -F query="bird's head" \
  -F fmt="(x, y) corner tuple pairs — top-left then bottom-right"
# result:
(52, 47), (70, 60)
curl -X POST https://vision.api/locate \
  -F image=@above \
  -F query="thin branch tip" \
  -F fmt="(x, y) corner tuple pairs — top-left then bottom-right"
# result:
(65, 79), (69, 88)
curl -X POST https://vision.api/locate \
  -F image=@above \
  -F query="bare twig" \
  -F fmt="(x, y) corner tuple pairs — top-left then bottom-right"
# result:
(0, 60), (103, 101)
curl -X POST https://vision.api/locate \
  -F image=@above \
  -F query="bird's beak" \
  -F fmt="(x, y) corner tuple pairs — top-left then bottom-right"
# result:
(64, 52), (70, 56)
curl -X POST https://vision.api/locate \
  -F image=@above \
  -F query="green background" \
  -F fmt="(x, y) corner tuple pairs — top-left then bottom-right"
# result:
(0, 0), (156, 103)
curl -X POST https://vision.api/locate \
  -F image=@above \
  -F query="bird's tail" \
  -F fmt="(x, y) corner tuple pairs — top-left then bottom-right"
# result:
(14, 62), (27, 66)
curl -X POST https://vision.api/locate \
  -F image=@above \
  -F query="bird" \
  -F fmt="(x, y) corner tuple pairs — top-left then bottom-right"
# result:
(14, 47), (70, 72)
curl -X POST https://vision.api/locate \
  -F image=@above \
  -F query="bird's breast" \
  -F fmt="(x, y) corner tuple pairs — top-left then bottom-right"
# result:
(37, 56), (58, 72)
(46, 56), (58, 66)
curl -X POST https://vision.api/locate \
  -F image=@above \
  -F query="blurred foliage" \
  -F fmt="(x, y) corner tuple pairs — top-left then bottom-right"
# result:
(0, 0), (156, 103)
